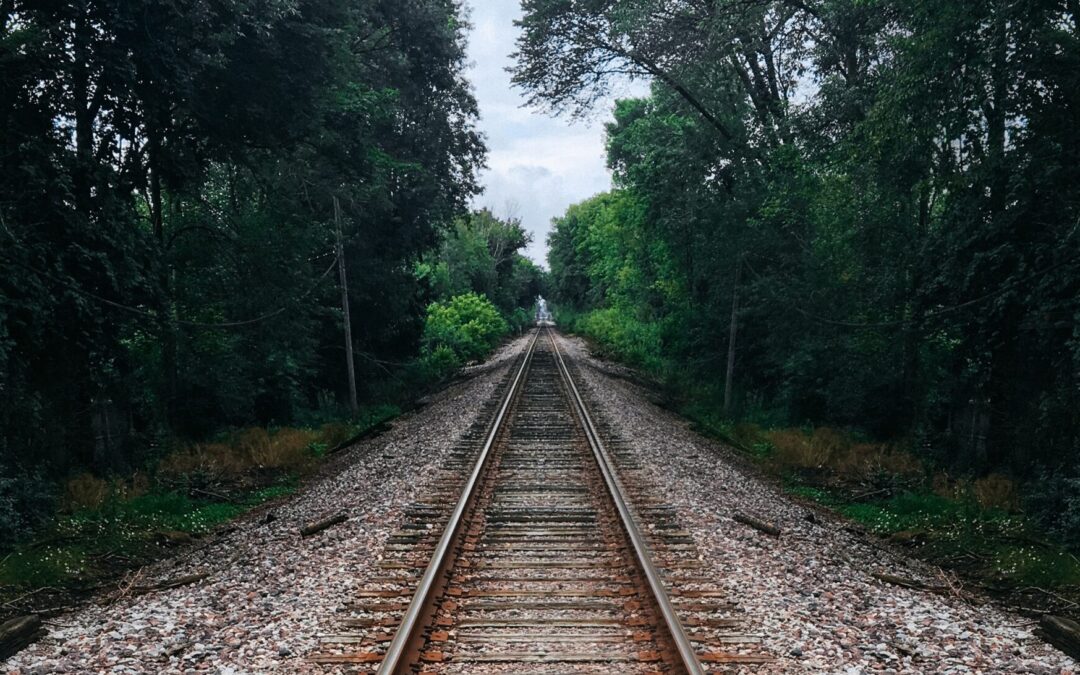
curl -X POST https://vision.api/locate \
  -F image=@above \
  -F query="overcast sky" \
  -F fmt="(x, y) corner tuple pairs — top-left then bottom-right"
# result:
(464, 3), (642, 266)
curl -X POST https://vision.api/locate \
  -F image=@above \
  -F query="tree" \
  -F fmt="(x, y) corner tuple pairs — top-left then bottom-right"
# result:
(0, 0), (484, 480)
(419, 208), (546, 317)
(531, 0), (1080, 474)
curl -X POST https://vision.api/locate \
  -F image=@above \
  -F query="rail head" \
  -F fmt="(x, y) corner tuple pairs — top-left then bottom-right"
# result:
(376, 328), (541, 675)
(545, 327), (706, 675)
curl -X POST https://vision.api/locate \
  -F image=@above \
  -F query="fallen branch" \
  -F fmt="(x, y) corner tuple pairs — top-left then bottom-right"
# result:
(328, 422), (393, 455)
(300, 513), (348, 538)
(936, 569), (968, 603)
(1041, 614), (1080, 660)
(110, 568), (147, 604)
(1021, 586), (1080, 610)
(1, 586), (55, 609)
(0, 614), (43, 659)
(191, 487), (234, 503)
(733, 512), (781, 537)
(852, 488), (891, 501)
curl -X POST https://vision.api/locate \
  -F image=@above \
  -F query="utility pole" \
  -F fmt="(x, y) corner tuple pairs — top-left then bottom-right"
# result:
(334, 196), (358, 414)
(723, 253), (742, 418)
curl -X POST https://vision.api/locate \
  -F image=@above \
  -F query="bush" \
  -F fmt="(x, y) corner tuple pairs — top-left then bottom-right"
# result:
(61, 471), (152, 513)
(1025, 471), (1080, 548)
(507, 307), (534, 334)
(64, 473), (109, 510)
(573, 307), (664, 371)
(0, 468), (55, 550)
(158, 427), (322, 481)
(423, 292), (507, 362)
(763, 426), (922, 481)
(971, 473), (1019, 511)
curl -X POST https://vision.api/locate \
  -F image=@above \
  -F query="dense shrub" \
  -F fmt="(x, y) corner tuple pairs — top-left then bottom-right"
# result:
(423, 292), (508, 362)
(0, 468), (55, 549)
(507, 307), (534, 334)
(64, 473), (110, 511)
(565, 307), (665, 371)
(411, 345), (462, 384)
(1025, 471), (1080, 548)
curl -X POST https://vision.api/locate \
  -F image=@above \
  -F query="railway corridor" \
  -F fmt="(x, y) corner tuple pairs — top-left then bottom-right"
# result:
(5, 330), (1073, 674)
(421, 348), (674, 671)
(310, 330), (769, 673)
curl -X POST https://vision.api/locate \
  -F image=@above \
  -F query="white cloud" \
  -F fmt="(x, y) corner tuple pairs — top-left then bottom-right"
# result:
(463, 1), (645, 266)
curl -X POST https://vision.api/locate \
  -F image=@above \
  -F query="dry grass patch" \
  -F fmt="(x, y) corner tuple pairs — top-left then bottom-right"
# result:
(62, 471), (152, 512)
(316, 422), (356, 448)
(63, 473), (109, 511)
(972, 473), (1019, 510)
(158, 426), (326, 481)
(765, 427), (922, 481)
(928, 471), (1019, 511)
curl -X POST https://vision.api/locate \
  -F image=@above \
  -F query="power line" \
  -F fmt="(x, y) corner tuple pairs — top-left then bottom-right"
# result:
(0, 249), (339, 329)
(784, 254), (1080, 329)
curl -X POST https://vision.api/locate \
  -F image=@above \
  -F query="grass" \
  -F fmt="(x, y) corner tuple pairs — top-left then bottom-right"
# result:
(0, 478), (297, 588)
(677, 400), (1080, 593)
(0, 405), (401, 595)
(785, 478), (1080, 590)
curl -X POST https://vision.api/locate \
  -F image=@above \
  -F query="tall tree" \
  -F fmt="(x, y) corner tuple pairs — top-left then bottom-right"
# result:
(0, 0), (484, 475)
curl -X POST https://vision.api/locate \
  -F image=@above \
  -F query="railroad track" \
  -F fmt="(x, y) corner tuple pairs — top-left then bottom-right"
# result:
(311, 328), (771, 673)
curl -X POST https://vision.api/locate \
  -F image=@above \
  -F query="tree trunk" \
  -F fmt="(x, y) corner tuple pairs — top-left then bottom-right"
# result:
(723, 254), (742, 417)
(334, 196), (358, 414)
(72, 1), (93, 218)
(0, 615), (42, 659)
(143, 103), (178, 429)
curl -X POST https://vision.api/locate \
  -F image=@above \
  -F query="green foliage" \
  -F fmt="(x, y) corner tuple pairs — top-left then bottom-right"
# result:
(785, 479), (1080, 588)
(507, 308), (535, 334)
(0, 468), (56, 549)
(0, 547), (88, 588)
(0, 479), (297, 588)
(423, 293), (509, 363)
(418, 208), (549, 323)
(527, 0), (1080, 591)
(535, 0), (1080, 478)
(410, 345), (464, 385)
(1024, 471), (1080, 550)
(839, 492), (976, 534)
(1, 0), (483, 482)
(410, 207), (547, 384)
(786, 484), (844, 507)
(573, 308), (665, 371)
(355, 404), (401, 433)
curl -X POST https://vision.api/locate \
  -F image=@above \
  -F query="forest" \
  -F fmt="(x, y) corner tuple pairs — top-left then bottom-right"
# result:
(0, 0), (544, 563)
(2, 0), (1080, 603)
(518, 0), (1080, 554)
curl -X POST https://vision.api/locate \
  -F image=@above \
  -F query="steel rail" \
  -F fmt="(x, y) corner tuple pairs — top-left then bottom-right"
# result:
(376, 328), (541, 675)
(546, 326), (706, 675)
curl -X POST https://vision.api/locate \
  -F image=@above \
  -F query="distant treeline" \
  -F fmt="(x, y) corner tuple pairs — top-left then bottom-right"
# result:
(518, 1), (1080, 477)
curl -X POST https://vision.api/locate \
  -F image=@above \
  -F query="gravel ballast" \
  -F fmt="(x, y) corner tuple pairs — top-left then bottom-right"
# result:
(7, 329), (1076, 674)
(4, 334), (533, 675)
(555, 331), (1076, 674)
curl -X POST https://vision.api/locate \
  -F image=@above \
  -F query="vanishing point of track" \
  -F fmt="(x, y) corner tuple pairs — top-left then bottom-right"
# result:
(311, 327), (772, 673)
